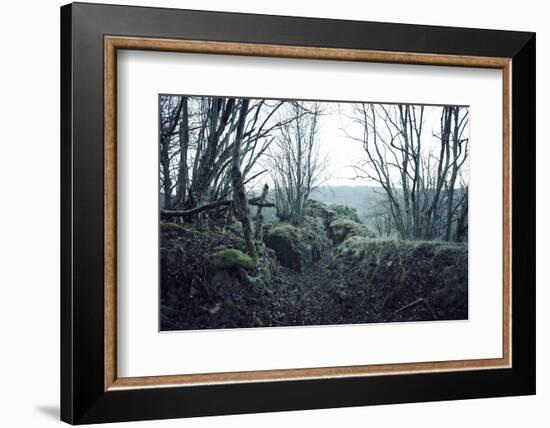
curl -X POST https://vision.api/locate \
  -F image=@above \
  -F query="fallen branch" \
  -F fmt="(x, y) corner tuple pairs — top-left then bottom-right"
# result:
(394, 297), (438, 320)
(244, 169), (268, 186)
(161, 197), (275, 218)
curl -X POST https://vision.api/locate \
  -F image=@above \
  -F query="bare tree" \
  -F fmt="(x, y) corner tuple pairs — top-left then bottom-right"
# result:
(159, 96), (184, 209)
(442, 106), (469, 241)
(366, 197), (393, 237)
(268, 102), (328, 224)
(230, 99), (257, 258)
(347, 103), (469, 241)
(159, 96), (288, 222)
(174, 97), (189, 209)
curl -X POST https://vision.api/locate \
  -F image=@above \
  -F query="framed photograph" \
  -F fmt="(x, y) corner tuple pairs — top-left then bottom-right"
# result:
(60, 2), (536, 424)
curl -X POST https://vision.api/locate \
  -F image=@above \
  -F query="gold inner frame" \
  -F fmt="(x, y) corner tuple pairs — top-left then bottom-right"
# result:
(104, 35), (512, 391)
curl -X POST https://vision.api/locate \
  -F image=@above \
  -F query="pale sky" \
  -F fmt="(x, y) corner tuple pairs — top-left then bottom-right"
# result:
(163, 97), (469, 194)
(257, 102), (469, 189)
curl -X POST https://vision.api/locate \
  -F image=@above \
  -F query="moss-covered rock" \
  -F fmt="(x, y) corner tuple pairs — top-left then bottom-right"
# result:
(328, 204), (362, 223)
(305, 200), (367, 240)
(304, 199), (336, 225)
(263, 217), (333, 271)
(302, 215), (325, 236)
(208, 248), (255, 271)
(264, 224), (312, 272)
(253, 242), (277, 284)
(303, 216), (332, 261)
(160, 222), (279, 331)
(333, 235), (370, 258)
(329, 218), (376, 244)
(305, 200), (362, 224)
(329, 237), (468, 320)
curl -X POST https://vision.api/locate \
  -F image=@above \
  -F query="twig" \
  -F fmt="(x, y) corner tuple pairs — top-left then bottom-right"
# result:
(394, 297), (438, 320)
(244, 169), (268, 185)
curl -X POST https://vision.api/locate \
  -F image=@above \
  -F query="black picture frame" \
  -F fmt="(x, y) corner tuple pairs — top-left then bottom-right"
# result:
(61, 2), (535, 424)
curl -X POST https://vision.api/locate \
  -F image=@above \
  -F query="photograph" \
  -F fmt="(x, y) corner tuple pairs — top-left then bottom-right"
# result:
(53, 2), (536, 424)
(159, 95), (470, 331)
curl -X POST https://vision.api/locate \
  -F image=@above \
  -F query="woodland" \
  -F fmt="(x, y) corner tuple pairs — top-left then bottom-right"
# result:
(159, 95), (469, 330)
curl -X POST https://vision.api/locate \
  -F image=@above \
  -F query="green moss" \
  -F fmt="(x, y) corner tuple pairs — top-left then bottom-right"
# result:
(334, 235), (370, 258)
(264, 224), (310, 271)
(329, 218), (376, 244)
(269, 224), (301, 239)
(248, 242), (277, 288)
(208, 248), (255, 271)
(331, 237), (467, 304)
(334, 237), (465, 262)
(304, 199), (334, 219)
(302, 215), (325, 235)
(328, 204), (361, 223)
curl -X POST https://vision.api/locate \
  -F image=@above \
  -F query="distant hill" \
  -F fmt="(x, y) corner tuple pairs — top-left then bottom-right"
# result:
(259, 185), (387, 225)
(309, 185), (386, 222)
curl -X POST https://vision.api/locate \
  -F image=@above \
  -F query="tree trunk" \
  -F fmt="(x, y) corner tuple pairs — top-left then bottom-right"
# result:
(159, 97), (184, 210)
(187, 98), (236, 209)
(160, 137), (172, 209)
(175, 97), (189, 209)
(231, 99), (257, 258)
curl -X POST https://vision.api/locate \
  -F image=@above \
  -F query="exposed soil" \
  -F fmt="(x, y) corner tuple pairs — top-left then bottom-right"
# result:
(262, 253), (442, 328)
(159, 222), (462, 331)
